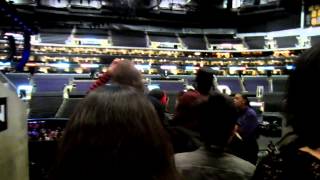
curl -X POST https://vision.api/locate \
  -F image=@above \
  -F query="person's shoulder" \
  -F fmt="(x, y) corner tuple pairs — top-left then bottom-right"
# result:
(175, 150), (201, 164)
(223, 152), (256, 174)
(175, 147), (210, 167)
(246, 107), (257, 116)
(176, 150), (255, 180)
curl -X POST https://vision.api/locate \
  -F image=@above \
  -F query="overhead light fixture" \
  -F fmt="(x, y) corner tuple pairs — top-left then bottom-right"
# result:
(257, 66), (275, 71)
(160, 65), (177, 70)
(80, 64), (99, 68)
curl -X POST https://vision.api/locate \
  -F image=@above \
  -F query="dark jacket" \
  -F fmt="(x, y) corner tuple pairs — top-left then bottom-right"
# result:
(252, 135), (320, 180)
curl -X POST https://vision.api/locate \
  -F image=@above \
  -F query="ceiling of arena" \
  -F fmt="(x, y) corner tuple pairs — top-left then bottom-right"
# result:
(0, 0), (310, 34)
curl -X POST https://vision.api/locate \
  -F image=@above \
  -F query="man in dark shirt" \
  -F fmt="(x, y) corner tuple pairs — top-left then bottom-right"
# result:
(232, 93), (259, 164)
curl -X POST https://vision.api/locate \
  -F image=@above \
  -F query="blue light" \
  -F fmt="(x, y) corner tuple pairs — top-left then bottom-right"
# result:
(0, 62), (10, 66)
(185, 66), (198, 71)
(286, 65), (295, 70)
(147, 84), (160, 91)
(135, 64), (151, 70)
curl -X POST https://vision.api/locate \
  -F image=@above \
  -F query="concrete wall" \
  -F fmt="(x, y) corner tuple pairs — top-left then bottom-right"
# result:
(0, 82), (28, 180)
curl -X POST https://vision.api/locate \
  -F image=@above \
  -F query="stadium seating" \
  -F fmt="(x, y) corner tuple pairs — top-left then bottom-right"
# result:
(243, 76), (269, 94)
(55, 98), (83, 118)
(28, 92), (63, 118)
(217, 76), (243, 93)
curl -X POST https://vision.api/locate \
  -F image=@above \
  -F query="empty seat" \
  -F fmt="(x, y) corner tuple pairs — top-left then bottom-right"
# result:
(152, 80), (185, 92)
(40, 33), (70, 44)
(180, 34), (206, 50)
(274, 36), (298, 48)
(272, 76), (288, 92)
(28, 92), (63, 118)
(55, 98), (83, 118)
(112, 30), (146, 47)
(167, 75), (194, 84)
(74, 80), (95, 92)
(5, 73), (30, 87)
(207, 34), (242, 44)
(244, 36), (265, 49)
(149, 33), (178, 43)
(33, 74), (71, 92)
(311, 35), (320, 46)
(243, 76), (269, 94)
(217, 76), (242, 93)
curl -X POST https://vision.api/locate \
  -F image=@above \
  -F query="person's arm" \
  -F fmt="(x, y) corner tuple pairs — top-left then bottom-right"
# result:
(89, 71), (112, 91)
(88, 58), (122, 92)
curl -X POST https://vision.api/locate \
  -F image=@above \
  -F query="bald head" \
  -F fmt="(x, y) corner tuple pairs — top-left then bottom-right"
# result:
(112, 60), (144, 92)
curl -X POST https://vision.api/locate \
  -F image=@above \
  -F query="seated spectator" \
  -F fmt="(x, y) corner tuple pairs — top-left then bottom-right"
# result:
(148, 88), (171, 126)
(50, 85), (180, 180)
(168, 90), (205, 153)
(148, 88), (169, 107)
(252, 43), (320, 179)
(175, 93), (255, 180)
(230, 93), (259, 164)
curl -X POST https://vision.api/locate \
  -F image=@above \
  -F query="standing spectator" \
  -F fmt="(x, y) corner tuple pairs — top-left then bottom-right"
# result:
(252, 43), (320, 180)
(175, 93), (255, 180)
(194, 67), (216, 98)
(50, 85), (180, 180)
(231, 93), (259, 164)
(89, 59), (144, 92)
(148, 88), (170, 126)
(89, 59), (166, 123)
(148, 88), (169, 108)
(169, 90), (204, 153)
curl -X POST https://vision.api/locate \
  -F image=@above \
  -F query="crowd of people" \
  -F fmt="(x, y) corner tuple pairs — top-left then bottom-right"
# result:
(48, 43), (320, 180)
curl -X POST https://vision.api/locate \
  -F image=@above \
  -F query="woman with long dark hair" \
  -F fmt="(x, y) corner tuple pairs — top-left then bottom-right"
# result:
(50, 85), (179, 180)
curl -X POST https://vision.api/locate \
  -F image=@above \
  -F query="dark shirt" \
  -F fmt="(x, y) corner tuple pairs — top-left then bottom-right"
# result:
(237, 107), (259, 140)
(175, 146), (255, 180)
(253, 143), (320, 180)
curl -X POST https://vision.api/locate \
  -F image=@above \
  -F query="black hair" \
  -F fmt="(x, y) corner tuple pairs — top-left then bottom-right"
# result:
(285, 43), (320, 149)
(199, 93), (238, 148)
(195, 67), (215, 95)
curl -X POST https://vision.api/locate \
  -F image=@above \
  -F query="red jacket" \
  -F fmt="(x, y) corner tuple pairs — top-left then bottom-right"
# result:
(89, 72), (111, 91)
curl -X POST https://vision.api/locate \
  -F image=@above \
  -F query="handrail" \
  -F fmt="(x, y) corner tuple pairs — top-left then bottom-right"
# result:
(0, 71), (17, 91)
